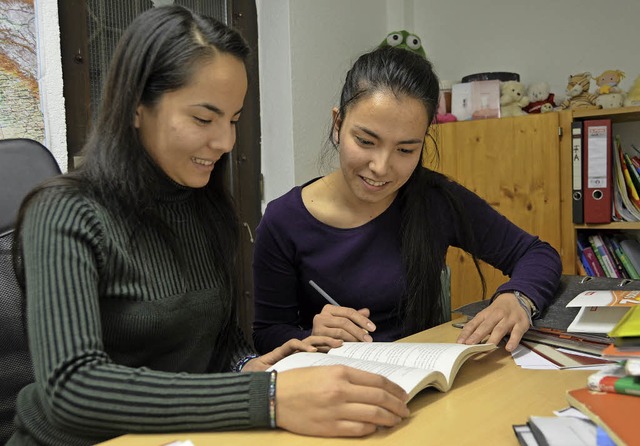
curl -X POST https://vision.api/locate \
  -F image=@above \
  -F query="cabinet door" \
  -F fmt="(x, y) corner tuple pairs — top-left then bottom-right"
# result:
(426, 113), (562, 312)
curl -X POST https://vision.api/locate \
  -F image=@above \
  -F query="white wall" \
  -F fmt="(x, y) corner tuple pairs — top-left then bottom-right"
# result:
(258, 0), (640, 208)
(257, 0), (388, 207)
(410, 0), (640, 99)
(36, 0), (66, 171)
(256, 0), (295, 209)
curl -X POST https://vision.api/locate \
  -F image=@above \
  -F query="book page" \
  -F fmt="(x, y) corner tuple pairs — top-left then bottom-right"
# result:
(566, 306), (630, 333)
(327, 342), (494, 385)
(267, 352), (442, 397)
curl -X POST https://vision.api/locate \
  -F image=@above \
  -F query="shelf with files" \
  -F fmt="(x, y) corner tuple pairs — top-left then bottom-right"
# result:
(564, 106), (640, 276)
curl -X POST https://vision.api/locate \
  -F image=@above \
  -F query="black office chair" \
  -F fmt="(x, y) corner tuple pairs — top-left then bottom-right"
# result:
(0, 138), (61, 444)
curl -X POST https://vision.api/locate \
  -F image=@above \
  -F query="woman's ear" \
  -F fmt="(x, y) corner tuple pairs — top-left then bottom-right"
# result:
(134, 105), (143, 129)
(331, 107), (342, 144)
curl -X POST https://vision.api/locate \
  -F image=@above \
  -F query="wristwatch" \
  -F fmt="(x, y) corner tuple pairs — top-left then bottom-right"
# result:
(513, 290), (539, 319)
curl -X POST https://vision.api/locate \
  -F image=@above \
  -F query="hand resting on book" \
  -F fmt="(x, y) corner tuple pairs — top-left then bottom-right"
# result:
(269, 341), (495, 436)
(243, 336), (410, 437)
(241, 336), (343, 372)
(277, 366), (410, 437)
(457, 292), (531, 352)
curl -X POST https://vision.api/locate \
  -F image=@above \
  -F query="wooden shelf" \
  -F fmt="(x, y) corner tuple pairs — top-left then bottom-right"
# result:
(560, 107), (640, 275)
(573, 106), (640, 123)
(574, 222), (640, 230)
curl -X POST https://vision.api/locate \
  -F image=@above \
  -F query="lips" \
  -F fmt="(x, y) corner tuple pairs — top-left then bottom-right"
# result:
(361, 176), (388, 187)
(192, 157), (214, 166)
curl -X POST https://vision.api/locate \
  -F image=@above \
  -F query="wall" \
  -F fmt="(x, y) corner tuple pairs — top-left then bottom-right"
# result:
(410, 0), (640, 100)
(36, 0), (66, 171)
(258, 0), (640, 208)
(257, 0), (388, 207)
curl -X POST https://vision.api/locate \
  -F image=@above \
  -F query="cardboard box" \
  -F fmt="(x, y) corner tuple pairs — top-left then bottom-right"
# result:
(451, 80), (500, 121)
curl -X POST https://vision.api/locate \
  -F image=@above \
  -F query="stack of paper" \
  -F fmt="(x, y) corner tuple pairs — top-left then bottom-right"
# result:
(565, 290), (639, 333)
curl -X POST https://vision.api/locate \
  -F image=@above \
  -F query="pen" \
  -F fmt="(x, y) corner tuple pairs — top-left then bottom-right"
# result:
(309, 280), (341, 306)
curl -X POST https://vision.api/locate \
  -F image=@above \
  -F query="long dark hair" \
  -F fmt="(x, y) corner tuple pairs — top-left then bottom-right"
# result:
(14, 5), (250, 366)
(330, 46), (485, 335)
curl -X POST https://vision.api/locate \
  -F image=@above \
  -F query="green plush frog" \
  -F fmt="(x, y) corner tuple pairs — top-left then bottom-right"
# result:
(379, 30), (426, 58)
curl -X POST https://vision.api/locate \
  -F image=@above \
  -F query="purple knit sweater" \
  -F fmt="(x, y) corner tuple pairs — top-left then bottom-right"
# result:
(252, 176), (561, 353)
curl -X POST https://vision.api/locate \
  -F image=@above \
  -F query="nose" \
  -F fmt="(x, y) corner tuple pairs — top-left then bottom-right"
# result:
(368, 149), (391, 176)
(209, 123), (236, 154)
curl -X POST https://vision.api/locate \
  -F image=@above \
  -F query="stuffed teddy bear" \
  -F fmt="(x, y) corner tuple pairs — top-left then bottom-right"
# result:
(500, 80), (530, 117)
(558, 72), (599, 110)
(523, 82), (555, 114)
(595, 69), (625, 95)
(624, 75), (640, 107)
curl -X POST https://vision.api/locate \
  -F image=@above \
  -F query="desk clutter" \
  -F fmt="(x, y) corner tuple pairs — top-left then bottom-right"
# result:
(513, 385), (638, 446)
(456, 274), (640, 445)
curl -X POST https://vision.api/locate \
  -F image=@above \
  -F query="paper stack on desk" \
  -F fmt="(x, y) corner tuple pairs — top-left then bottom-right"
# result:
(565, 290), (640, 333)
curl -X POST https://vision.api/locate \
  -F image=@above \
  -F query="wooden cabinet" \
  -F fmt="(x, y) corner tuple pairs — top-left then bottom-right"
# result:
(561, 106), (640, 276)
(425, 111), (573, 312)
(426, 106), (640, 314)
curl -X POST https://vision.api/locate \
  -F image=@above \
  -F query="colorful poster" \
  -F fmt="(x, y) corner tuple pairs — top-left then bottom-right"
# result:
(0, 0), (45, 141)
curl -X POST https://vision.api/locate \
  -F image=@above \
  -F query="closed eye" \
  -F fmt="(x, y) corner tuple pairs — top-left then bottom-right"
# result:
(193, 116), (211, 125)
(399, 148), (416, 154)
(355, 135), (373, 146)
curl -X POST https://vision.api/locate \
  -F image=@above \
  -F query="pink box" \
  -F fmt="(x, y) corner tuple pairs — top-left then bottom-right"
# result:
(451, 80), (501, 121)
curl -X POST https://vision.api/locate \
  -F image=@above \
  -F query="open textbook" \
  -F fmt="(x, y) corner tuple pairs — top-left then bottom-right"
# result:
(268, 342), (496, 400)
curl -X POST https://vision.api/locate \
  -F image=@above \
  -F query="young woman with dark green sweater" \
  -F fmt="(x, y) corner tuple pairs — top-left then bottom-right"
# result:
(8, 6), (408, 445)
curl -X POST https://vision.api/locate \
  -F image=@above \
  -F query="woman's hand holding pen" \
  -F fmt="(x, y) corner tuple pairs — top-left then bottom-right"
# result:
(241, 336), (342, 372)
(456, 293), (530, 352)
(312, 305), (376, 345)
(277, 366), (409, 437)
(308, 280), (376, 345)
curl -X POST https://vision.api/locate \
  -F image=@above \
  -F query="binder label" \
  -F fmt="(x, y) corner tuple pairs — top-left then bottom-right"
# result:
(587, 125), (608, 189)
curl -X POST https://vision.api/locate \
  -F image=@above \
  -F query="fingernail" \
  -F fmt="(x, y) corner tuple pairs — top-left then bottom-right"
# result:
(367, 322), (376, 331)
(364, 334), (373, 342)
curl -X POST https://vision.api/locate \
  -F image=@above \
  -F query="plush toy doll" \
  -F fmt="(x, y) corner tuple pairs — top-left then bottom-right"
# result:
(624, 75), (640, 107)
(500, 80), (530, 117)
(379, 30), (426, 58)
(523, 82), (556, 114)
(595, 69), (625, 95)
(595, 93), (625, 109)
(558, 72), (599, 110)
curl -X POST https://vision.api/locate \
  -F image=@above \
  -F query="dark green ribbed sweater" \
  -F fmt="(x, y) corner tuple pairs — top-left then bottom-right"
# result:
(9, 179), (269, 446)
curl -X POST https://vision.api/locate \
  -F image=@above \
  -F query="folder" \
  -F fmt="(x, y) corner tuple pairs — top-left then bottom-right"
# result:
(571, 122), (584, 224)
(583, 119), (612, 223)
(567, 387), (637, 446)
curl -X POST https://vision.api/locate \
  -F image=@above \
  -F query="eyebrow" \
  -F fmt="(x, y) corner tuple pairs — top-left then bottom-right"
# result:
(356, 125), (424, 145)
(192, 103), (243, 117)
